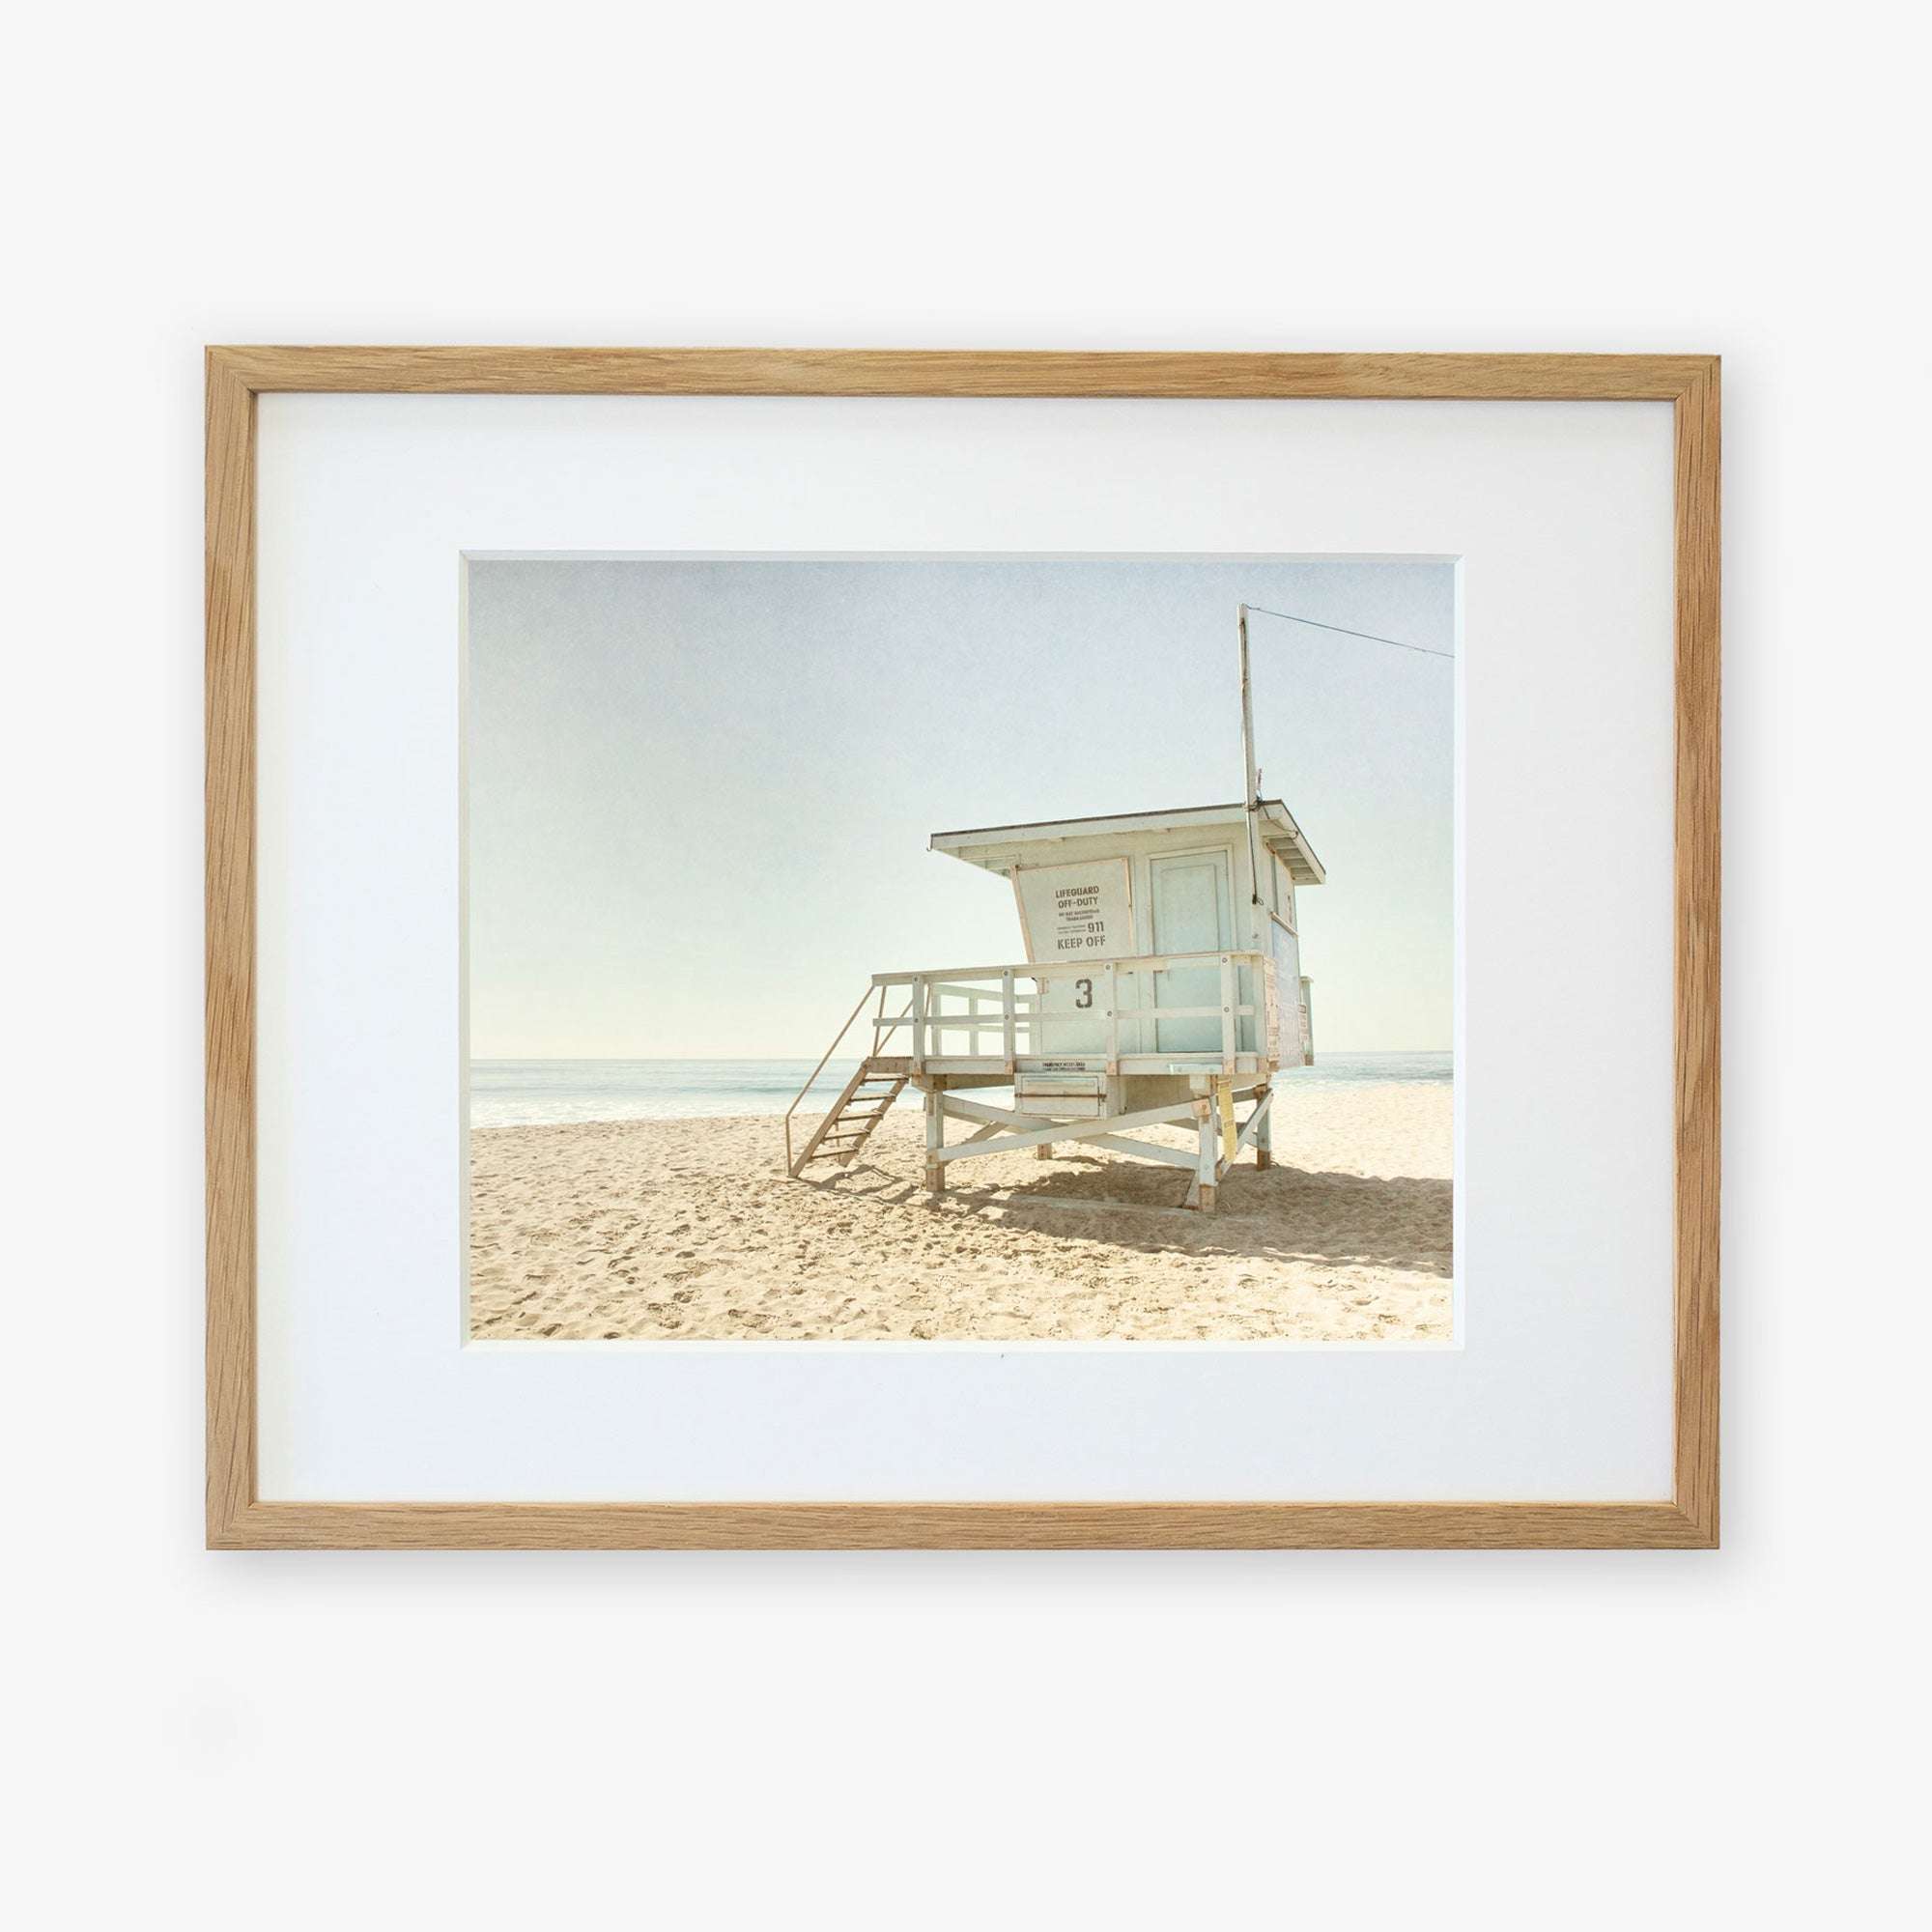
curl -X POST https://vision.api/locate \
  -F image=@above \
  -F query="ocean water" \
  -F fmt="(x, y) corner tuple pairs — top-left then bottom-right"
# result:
(469, 1052), (1452, 1129)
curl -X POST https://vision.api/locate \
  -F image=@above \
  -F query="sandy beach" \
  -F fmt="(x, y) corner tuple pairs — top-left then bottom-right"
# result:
(469, 1079), (1452, 1343)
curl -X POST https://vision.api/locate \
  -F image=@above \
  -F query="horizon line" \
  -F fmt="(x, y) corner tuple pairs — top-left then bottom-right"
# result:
(469, 1047), (1455, 1062)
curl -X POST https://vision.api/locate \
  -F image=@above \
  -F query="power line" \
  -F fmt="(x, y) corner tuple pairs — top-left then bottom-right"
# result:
(1242, 602), (1455, 661)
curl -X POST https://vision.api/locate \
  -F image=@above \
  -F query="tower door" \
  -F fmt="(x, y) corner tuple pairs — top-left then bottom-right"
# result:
(1150, 851), (1232, 1053)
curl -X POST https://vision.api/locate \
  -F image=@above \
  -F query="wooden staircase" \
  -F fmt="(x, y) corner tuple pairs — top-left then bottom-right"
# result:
(787, 1057), (911, 1177)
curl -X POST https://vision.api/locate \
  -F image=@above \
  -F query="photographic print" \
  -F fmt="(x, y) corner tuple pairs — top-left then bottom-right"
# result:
(466, 556), (1453, 1344)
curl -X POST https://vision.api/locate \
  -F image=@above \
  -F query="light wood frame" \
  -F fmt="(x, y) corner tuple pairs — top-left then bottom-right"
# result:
(207, 348), (1719, 1549)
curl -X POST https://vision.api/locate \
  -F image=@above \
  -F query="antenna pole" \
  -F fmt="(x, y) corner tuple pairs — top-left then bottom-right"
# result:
(1238, 603), (1264, 906)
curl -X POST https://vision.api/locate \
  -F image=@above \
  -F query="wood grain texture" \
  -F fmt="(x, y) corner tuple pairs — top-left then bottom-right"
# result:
(211, 1501), (1714, 1551)
(211, 345), (1710, 401)
(1672, 361), (1722, 1543)
(206, 351), (257, 1547)
(204, 347), (1720, 1550)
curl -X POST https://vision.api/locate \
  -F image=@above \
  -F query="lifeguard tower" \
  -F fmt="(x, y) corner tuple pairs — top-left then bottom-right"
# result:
(783, 608), (1321, 1210)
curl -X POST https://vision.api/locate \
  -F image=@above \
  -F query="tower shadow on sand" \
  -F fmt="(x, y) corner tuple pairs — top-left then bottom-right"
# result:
(809, 1158), (1452, 1276)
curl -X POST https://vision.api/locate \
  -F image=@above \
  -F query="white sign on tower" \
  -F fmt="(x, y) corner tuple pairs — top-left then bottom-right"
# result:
(1011, 860), (1133, 961)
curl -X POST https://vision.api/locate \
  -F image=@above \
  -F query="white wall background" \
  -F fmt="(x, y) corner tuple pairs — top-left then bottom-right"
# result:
(5, 3), (1924, 1926)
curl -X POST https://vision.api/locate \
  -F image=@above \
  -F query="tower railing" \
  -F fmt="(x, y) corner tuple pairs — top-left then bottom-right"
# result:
(867, 948), (1275, 1074)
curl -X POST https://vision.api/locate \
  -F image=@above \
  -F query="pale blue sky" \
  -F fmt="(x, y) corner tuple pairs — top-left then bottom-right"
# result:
(467, 557), (1454, 1057)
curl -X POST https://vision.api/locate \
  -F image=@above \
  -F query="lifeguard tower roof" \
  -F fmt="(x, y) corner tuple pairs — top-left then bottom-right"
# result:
(930, 799), (1325, 886)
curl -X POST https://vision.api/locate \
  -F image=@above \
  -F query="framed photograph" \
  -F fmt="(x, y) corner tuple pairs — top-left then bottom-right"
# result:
(208, 348), (1719, 1548)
